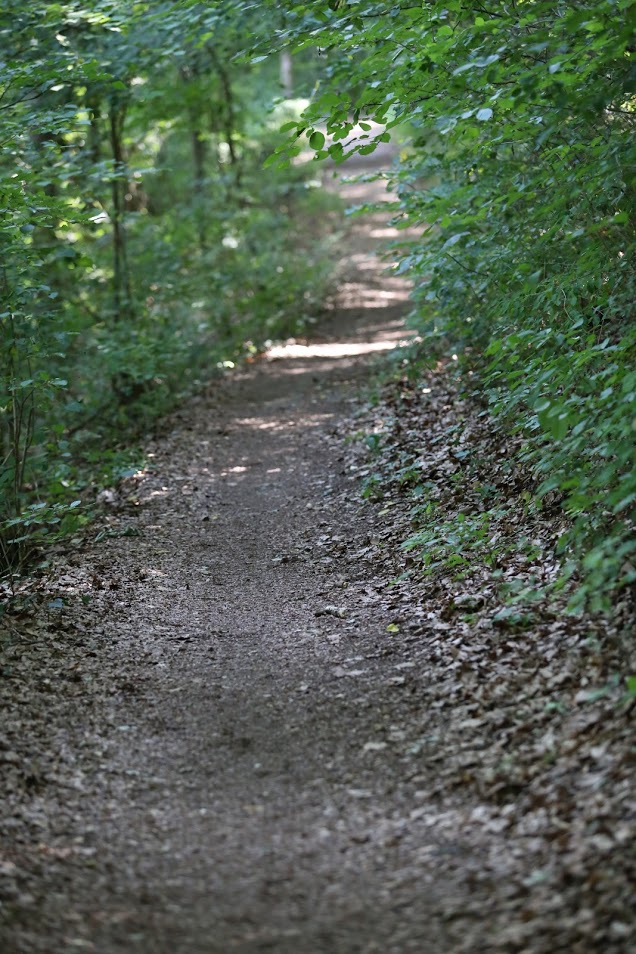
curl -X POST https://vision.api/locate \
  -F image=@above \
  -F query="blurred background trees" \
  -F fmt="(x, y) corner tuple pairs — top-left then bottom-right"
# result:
(0, 0), (337, 573)
(2, 0), (634, 610)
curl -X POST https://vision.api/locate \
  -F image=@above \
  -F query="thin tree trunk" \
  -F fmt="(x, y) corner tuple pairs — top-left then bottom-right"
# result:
(280, 51), (293, 97)
(211, 55), (241, 190)
(192, 128), (208, 250)
(108, 98), (133, 321)
(88, 96), (102, 165)
(181, 63), (208, 251)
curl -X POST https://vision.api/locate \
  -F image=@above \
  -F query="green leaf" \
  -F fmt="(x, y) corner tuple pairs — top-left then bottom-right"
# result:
(443, 232), (468, 249)
(309, 130), (326, 150)
(537, 404), (570, 440)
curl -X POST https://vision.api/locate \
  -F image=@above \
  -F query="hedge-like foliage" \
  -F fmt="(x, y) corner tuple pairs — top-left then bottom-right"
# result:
(265, 0), (636, 608)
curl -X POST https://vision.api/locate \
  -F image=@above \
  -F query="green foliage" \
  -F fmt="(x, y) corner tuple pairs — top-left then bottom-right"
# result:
(403, 508), (504, 576)
(0, 1), (340, 572)
(263, 0), (636, 610)
(4, 0), (635, 612)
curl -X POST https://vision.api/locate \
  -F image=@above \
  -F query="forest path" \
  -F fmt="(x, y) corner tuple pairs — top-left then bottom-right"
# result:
(3, 167), (466, 953)
(3, 156), (634, 954)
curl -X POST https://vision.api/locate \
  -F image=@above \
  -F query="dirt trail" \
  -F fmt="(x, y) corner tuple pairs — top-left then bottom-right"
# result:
(3, 167), (633, 954)
(2, 170), (457, 953)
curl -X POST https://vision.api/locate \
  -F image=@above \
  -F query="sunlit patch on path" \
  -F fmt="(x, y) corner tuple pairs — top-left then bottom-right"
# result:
(265, 336), (411, 361)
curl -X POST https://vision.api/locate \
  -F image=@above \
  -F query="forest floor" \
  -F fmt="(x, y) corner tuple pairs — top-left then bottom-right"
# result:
(1, 165), (634, 954)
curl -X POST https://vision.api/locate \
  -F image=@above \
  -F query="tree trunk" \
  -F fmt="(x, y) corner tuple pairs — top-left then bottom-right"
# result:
(211, 55), (241, 190)
(108, 98), (133, 322)
(280, 51), (293, 97)
(181, 63), (208, 251)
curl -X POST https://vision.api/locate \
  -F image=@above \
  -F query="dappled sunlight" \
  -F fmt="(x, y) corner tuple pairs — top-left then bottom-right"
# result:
(266, 337), (410, 360)
(336, 179), (396, 205)
(271, 361), (354, 376)
(235, 411), (335, 434)
(235, 419), (280, 431)
(347, 255), (383, 269)
(335, 284), (410, 308)
(369, 226), (401, 239)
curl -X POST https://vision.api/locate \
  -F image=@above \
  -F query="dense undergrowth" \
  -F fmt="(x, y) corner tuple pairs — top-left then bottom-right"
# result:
(1, 2), (341, 578)
(262, 0), (636, 612)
